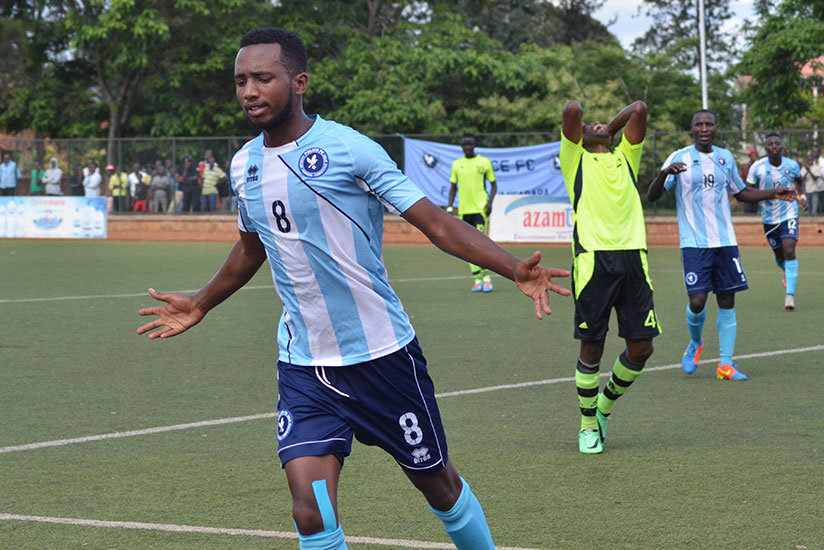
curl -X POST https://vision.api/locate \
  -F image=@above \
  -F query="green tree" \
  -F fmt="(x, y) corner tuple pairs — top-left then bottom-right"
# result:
(633, 0), (737, 69)
(737, 0), (824, 129)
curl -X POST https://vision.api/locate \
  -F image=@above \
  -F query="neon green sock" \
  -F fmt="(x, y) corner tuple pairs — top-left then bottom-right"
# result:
(598, 352), (644, 416)
(576, 368), (599, 431)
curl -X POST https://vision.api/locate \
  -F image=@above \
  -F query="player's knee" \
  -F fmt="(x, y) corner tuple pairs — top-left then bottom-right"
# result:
(630, 341), (654, 364)
(411, 465), (463, 511)
(292, 500), (325, 535)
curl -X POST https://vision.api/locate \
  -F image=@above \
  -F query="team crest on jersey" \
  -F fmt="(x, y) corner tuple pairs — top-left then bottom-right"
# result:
(246, 164), (259, 183)
(276, 410), (293, 441)
(299, 147), (329, 178)
(411, 447), (431, 464)
(422, 152), (439, 170)
(685, 272), (698, 286)
(717, 157), (727, 166)
(784, 168), (791, 176)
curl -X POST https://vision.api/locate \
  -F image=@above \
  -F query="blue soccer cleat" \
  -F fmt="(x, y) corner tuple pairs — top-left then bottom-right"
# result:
(482, 277), (493, 292)
(681, 340), (704, 374)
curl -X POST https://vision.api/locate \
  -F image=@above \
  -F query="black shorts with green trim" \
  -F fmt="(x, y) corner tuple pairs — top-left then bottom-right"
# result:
(572, 249), (661, 341)
(460, 212), (486, 232)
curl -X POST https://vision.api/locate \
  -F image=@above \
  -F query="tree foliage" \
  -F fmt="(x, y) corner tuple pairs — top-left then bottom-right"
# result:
(633, 0), (737, 70)
(737, 0), (824, 129)
(0, 0), (782, 151)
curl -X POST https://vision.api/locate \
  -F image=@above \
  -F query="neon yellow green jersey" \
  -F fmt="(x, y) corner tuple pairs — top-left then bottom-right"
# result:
(450, 154), (496, 216)
(559, 135), (647, 254)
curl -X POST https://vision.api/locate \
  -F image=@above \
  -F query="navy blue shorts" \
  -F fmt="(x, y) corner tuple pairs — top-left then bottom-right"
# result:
(275, 337), (449, 475)
(681, 246), (749, 296)
(763, 218), (799, 250)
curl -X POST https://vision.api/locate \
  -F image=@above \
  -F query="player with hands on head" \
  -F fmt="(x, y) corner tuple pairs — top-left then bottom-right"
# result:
(745, 133), (807, 311)
(559, 98), (661, 455)
(647, 109), (795, 382)
(138, 26), (570, 550)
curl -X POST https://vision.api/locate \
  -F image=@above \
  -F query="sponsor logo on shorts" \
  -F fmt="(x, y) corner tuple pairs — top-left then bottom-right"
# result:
(277, 410), (293, 441)
(299, 147), (329, 178)
(685, 272), (698, 286)
(411, 447), (431, 464)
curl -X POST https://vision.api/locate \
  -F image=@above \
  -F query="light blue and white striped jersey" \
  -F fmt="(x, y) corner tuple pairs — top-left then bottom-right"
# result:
(230, 116), (425, 367)
(663, 145), (747, 249)
(746, 156), (801, 224)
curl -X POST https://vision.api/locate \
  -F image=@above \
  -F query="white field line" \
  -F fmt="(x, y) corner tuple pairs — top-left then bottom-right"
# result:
(0, 276), (469, 304)
(3, 267), (823, 303)
(2, 344), (822, 456)
(0, 514), (540, 550)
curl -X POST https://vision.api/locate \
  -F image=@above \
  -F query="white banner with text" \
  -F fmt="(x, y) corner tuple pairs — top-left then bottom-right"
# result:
(488, 194), (573, 243)
(0, 196), (107, 239)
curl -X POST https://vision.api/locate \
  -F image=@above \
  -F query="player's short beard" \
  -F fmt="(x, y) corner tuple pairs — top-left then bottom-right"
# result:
(247, 89), (294, 133)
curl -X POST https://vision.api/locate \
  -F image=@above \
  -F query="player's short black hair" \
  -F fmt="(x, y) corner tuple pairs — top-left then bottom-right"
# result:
(765, 132), (782, 141)
(461, 132), (476, 141)
(239, 27), (307, 78)
(691, 109), (716, 125)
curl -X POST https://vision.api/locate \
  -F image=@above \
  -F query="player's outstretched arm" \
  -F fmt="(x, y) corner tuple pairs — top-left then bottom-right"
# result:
(735, 186), (796, 203)
(647, 162), (686, 202)
(401, 198), (570, 319)
(137, 231), (267, 339)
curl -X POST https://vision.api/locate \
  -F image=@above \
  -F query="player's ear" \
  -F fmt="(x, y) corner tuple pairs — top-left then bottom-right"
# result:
(293, 72), (308, 96)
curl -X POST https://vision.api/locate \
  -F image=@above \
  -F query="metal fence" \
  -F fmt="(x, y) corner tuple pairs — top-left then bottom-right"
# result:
(1, 128), (820, 215)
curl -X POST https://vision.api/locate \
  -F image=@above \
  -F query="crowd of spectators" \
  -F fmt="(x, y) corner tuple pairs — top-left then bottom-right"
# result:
(0, 151), (234, 214)
(1, 145), (822, 217)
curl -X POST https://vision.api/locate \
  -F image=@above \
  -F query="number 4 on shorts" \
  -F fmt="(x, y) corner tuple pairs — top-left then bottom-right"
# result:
(644, 309), (659, 329)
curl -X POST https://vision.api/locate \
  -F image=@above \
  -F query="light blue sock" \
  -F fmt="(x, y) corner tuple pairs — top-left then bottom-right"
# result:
(717, 307), (737, 366)
(686, 304), (706, 348)
(775, 257), (785, 271)
(296, 480), (347, 549)
(297, 524), (346, 549)
(785, 259), (798, 295)
(429, 478), (494, 550)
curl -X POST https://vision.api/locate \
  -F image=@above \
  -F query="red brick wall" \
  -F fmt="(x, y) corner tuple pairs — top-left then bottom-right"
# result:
(107, 214), (824, 247)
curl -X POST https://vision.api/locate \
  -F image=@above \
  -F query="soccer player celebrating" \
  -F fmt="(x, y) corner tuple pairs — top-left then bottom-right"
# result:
(560, 99), (660, 455)
(137, 27), (571, 550)
(446, 133), (497, 292)
(647, 110), (795, 382)
(746, 133), (807, 311)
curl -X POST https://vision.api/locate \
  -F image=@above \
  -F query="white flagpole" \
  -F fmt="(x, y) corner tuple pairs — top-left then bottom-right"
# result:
(698, 0), (708, 108)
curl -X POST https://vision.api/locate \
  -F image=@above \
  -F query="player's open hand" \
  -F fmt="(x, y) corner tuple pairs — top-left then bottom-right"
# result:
(798, 195), (809, 211)
(137, 288), (206, 339)
(514, 251), (571, 320)
(775, 188), (796, 202)
(663, 162), (687, 175)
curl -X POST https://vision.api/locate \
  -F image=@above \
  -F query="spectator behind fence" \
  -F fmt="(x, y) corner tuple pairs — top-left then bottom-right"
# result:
(29, 161), (44, 196)
(133, 168), (149, 212)
(801, 151), (823, 216)
(176, 155), (201, 213)
(82, 160), (102, 197)
(1, 152), (22, 196)
(150, 164), (172, 213)
(107, 164), (129, 213)
(69, 165), (84, 196)
(200, 159), (226, 212)
(42, 157), (63, 196)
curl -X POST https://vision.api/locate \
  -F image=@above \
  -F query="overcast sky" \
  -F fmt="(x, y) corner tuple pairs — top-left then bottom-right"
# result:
(591, 0), (757, 50)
